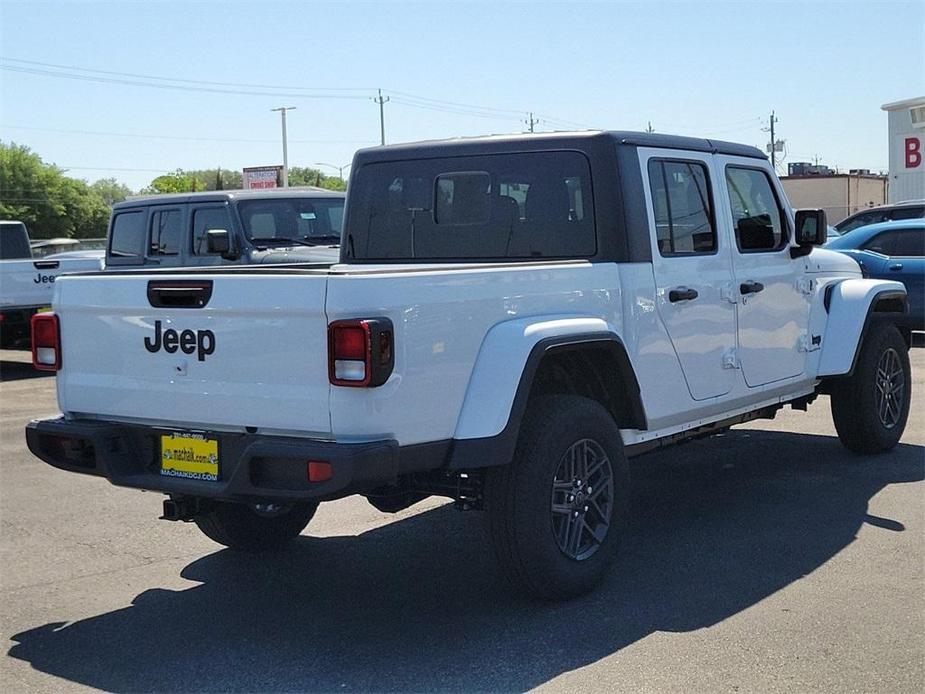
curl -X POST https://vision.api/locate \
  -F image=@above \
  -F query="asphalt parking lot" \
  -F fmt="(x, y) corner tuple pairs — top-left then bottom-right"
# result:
(1, 345), (922, 693)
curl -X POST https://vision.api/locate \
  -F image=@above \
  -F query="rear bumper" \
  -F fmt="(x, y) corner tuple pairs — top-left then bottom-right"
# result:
(25, 417), (416, 503)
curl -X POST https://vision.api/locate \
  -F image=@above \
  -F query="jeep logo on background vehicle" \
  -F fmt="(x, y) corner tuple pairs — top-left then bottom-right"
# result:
(33, 272), (57, 284)
(144, 320), (215, 361)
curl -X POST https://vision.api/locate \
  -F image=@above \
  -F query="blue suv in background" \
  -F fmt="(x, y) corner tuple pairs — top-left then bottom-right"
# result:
(825, 220), (924, 329)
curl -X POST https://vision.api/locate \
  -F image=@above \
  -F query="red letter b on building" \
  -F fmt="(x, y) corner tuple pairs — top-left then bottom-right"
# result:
(906, 137), (922, 168)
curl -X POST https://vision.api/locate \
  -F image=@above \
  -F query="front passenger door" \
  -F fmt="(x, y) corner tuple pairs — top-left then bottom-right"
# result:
(190, 204), (236, 266)
(720, 161), (810, 387)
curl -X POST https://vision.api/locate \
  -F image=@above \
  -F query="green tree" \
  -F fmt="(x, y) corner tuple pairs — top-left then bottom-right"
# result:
(288, 166), (346, 191)
(0, 141), (111, 239)
(185, 168), (243, 191)
(90, 177), (132, 206)
(142, 169), (203, 194)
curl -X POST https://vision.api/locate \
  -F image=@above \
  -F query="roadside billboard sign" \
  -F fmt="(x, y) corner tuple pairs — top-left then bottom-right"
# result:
(243, 166), (282, 190)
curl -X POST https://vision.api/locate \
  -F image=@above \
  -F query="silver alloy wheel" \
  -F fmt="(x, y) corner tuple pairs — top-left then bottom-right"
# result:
(551, 438), (614, 561)
(875, 347), (905, 429)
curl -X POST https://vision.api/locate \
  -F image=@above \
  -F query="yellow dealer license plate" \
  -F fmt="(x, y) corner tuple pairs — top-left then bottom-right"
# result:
(160, 432), (219, 482)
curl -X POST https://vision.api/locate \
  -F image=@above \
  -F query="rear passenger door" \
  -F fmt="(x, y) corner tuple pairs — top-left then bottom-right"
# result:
(640, 149), (737, 400)
(147, 206), (185, 267)
(718, 158), (810, 387)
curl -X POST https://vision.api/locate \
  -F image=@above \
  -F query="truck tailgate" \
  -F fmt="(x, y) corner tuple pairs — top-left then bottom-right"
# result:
(55, 272), (331, 436)
(1, 256), (103, 309)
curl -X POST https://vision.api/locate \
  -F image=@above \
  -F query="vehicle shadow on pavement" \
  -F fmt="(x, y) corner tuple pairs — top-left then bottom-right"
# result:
(0, 359), (50, 383)
(8, 430), (924, 692)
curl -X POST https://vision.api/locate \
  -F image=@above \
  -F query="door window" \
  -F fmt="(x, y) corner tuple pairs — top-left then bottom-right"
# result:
(864, 230), (925, 257)
(725, 167), (787, 252)
(889, 206), (925, 222)
(150, 209), (182, 256)
(192, 207), (233, 255)
(109, 211), (146, 258)
(836, 210), (888, 233)
(648, 160), (716, 255)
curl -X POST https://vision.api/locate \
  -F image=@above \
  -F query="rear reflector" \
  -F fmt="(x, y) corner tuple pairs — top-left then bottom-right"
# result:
(328, 318), (394, 387)
(31, 313), (60, 371)
(307, 460), (333, 483)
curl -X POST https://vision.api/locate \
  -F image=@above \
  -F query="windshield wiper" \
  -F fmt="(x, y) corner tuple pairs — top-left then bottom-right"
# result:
(249, 237), (318, 248)
(249, 236), (341, 248)
(309, 234), (342, 244)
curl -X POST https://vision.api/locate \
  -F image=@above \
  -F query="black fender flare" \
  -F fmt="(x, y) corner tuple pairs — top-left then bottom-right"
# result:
(448, 332), (646, 469)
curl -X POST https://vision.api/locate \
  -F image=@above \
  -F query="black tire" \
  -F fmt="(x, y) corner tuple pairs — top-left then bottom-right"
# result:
(484, 395), (630, 600)
(194, 501), (318, 551)
(831, 321), (911, 454)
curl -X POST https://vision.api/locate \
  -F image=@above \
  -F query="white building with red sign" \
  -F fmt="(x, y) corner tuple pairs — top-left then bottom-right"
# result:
(882, 96), (925, 203)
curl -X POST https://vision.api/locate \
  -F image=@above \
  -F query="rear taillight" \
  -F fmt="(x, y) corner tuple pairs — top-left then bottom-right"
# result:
(328, 318), (394, 387)
(31, 313), (61, 371)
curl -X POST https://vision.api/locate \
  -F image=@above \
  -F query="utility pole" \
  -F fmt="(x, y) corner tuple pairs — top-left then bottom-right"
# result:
(524, 112), (538, 133)
(374, 89), (389, 145)
(763, 110), (783, 170)
(769, 110), (777, 168)
(315, 162), (352, 181)
(271, 106), (296, 187)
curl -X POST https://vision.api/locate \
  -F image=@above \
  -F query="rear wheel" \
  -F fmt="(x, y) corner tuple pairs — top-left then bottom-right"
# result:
(194, 501), (318, 551)
(484, 395), (630, 600)
(830, 321), (911, 453)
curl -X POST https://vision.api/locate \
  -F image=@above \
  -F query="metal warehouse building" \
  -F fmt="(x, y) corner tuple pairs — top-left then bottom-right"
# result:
(780, 170), (888, 225)
(882, 96), (925, 203)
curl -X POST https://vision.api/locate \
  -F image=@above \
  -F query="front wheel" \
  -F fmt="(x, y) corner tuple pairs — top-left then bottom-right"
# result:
(484, 395), (630, 600)
(830, 321), (911, 454)
(194, 501), (318, 551)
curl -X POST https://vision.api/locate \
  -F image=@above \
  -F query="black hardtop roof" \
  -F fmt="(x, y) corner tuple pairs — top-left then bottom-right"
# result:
(353, 130), (765, 163)
(114, 186), (346, 210)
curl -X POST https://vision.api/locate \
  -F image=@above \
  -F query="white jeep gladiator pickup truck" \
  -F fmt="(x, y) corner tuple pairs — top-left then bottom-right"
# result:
(26, 132), (912, 600)
(0, 221), (104, 347)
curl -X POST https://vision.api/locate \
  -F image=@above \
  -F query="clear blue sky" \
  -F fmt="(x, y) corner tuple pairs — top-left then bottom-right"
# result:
(1, 0), (922, 191)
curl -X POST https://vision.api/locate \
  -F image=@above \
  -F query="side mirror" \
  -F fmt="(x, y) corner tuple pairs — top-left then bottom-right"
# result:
(794, 209), (827, 246)
(206, 229), (238, 260)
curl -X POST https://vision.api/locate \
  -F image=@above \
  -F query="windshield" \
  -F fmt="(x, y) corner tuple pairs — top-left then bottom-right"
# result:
(237, 197), (344, 245)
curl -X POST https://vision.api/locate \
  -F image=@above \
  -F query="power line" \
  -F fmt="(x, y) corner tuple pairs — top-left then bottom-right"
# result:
(0, 64), (371, 100)
(0, 56), (376, 92)
(1, 56), (598, 132)
(0, 124), (375, 144)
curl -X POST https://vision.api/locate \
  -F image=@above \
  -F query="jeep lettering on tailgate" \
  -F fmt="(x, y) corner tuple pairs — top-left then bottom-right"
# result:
(144, 320), (215, 361)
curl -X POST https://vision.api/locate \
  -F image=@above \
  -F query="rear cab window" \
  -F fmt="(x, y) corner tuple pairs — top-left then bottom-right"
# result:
(343, 151), (595, 261)
(0, 222), (32, 260)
